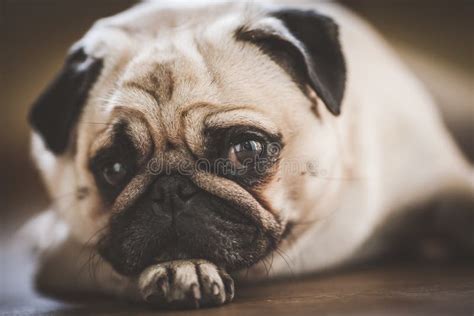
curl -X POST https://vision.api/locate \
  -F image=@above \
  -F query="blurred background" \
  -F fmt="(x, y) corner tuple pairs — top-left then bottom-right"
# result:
(1, 0), (473, 235)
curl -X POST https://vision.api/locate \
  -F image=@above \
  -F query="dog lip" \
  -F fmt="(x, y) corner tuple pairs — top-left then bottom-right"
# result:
(209, 197), (255, 226)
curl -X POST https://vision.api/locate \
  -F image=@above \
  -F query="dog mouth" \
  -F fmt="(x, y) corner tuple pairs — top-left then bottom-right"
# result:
(97, 189), (282, 276)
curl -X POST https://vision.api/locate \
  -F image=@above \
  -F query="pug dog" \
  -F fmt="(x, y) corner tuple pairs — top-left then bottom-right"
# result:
(25, 0), (473, 309)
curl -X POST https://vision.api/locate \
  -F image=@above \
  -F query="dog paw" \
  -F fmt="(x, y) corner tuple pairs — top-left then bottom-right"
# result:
(138, 259), (234, 309)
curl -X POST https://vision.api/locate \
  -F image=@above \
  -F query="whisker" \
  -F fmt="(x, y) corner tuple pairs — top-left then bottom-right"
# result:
(268, 251), (275, 274)
(77, 226), (107, 269)
(83, 122), (114, 126)
(261, 257), (269, 277)
(49, 191), (77, 206)
(313, 176), (366, 182)
(275, 247), (294, 278)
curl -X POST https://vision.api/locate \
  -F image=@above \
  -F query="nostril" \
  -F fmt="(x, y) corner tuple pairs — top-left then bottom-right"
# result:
(178, 184), (198, 201)
(152, 187), (165, 203)
(152, 175), (198, 204)
(151, 201), (162, 216)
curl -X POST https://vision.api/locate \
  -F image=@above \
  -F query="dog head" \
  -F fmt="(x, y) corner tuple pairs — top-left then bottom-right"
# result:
(29, 2), (346, 276)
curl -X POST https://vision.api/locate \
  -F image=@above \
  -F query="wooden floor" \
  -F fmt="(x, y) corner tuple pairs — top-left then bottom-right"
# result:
(2, 261), (473, 316)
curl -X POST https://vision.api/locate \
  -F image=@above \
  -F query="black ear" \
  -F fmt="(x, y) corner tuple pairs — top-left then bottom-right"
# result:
(28, 48), (103, 154)
(236, 8), (346, 115)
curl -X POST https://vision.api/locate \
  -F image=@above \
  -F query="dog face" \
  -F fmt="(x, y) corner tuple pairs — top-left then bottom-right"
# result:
(29, 2), (346, 276)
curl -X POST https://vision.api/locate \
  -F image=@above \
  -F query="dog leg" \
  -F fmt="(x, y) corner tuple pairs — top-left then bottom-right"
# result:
(21, 211), (134, 299)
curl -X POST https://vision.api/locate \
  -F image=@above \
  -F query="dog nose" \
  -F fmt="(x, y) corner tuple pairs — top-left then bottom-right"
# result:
(151, 174), (198, 204)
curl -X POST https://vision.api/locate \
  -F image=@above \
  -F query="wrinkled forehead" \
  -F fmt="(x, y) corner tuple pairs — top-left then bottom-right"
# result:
(100, 47), (263, 147)
(83, 4), (246, 113)
(78, 1), (305, 151)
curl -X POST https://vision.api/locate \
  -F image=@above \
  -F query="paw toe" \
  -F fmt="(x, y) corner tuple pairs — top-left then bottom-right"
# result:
(139, 260), (234, 309)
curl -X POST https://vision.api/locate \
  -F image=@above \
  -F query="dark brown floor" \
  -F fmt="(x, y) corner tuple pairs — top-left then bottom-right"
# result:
(2, 260), (473, 316)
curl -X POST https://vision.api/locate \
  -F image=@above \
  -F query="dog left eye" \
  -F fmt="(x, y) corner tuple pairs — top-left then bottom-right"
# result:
(228, 140), (263, 167)
(102, 162), (128, 186)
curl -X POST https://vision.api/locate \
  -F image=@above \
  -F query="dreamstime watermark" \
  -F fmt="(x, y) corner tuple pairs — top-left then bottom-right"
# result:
(146, 142), (327, 177)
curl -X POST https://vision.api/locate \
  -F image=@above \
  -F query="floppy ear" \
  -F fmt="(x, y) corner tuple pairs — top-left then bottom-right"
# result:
(28, 47), (103, 154)
(236, 8), (346, 115)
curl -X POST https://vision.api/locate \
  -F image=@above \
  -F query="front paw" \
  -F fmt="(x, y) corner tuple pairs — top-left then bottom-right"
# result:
(138, 259), (234, 309)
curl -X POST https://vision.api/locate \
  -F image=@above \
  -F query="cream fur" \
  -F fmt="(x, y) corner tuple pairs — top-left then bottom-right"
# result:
(26, 0), (473, 306)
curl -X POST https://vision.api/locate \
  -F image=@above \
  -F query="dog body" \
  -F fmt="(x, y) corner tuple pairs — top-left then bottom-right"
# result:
(25, 0), (473, 307)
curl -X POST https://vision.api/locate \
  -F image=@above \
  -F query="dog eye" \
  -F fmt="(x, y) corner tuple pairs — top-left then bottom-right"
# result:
(228, 140), (263, 167)
(102, 162), (128, 186)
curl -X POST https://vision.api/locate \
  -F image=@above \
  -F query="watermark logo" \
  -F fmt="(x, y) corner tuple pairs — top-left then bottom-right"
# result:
(146, 147), (327, 177)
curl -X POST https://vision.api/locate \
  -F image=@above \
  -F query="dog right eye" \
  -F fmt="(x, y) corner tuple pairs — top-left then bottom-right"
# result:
(228, 140), (264, 168)
(102, 161), (128, 186)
